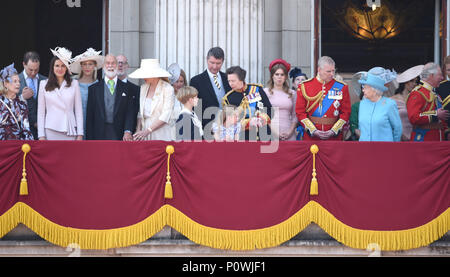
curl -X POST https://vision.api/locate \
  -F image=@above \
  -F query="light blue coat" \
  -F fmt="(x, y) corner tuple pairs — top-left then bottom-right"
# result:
(358, 97), (402, 142)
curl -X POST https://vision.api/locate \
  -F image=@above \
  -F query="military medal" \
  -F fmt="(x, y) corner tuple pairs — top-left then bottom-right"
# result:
(333, 101), (340, 109)
(329, 88), (343, 100)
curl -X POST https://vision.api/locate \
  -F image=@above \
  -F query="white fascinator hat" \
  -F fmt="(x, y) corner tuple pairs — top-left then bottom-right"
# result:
(70, 48), (104, 74)
(50, 47), (74, 74)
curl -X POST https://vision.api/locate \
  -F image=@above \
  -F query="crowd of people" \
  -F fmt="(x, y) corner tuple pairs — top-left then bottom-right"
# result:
(0, 46), (449, 142)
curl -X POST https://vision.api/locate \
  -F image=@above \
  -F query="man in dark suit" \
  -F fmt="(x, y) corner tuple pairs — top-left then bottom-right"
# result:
(117, 54), (140, 133)
(86, 54), (135, 141)
(190, 47), (231, 133)
(436, 55), (450, 140)
(18, 51), (47, 140)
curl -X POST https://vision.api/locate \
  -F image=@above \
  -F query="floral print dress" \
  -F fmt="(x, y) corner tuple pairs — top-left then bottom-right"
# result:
(0, 95), (34, 140)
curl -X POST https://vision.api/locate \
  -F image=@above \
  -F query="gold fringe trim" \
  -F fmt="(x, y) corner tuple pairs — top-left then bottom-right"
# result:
(0, 205), (21, 238)
(0, 202), (448, 251)
(309, 201), (450, 251)
(12, 202), (167, 250)
(165, 205), (312, 251)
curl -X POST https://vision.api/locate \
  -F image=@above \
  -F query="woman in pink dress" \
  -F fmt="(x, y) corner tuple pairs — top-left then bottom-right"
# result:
(264, 59), (298, 141)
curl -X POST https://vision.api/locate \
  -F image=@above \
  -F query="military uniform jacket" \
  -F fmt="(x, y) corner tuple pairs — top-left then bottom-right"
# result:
(222, 83), (272, 140)
(436, 80), (450, 138)
(407, 81), (447, 141)
(295, 76), (351, 140)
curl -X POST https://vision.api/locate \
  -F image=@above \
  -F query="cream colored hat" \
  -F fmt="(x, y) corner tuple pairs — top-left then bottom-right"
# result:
(50, 47), (74, 74)
(397, 65), (424, 83)
(70, 48), (104, 74)
(129, 59), (172, 79)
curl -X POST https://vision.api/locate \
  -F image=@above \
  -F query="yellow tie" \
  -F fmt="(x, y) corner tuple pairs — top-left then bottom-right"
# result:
(108, 79), (115, 95)
(213, 74), (221, 90)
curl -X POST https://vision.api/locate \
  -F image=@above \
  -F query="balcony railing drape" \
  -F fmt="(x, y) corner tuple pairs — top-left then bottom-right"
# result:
(0, 141), (448, 251)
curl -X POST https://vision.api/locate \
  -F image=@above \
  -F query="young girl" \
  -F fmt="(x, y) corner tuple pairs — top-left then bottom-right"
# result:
(212, 104), (242, 141)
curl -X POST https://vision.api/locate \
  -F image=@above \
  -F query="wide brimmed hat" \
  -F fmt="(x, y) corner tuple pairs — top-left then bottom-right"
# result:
(269, 59), (291, 73)
(359, 72), (388, 92)
(397, 65), (424, 83)
(50, 47), (74, 74)
(129, 59), (171, 79)
(70, 48), (104, 74)
(167, 63), (181, 85)
(368, 67), (397, 84)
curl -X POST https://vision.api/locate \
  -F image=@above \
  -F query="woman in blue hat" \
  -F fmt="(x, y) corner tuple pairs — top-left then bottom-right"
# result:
(358, 72), (402, 141)
(289, 67), (308, 91)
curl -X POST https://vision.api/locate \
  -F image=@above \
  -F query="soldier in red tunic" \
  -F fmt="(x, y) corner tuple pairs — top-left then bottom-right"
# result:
(295, 56), (351, 141)
(406, 62), (449, 141)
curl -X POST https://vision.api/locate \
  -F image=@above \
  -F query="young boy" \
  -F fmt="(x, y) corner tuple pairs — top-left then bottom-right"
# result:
(176, 86), (204, 141)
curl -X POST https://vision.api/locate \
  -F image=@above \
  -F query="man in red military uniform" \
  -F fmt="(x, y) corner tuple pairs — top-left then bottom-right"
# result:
(406, 62), (449, 141)
(295, 56), (351, 140)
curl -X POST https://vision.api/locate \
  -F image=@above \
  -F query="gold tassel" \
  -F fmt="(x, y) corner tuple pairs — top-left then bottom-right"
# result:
(20, 144), (31, 196)
(165, 145), (175, 199)
(310, 144), (319, 196)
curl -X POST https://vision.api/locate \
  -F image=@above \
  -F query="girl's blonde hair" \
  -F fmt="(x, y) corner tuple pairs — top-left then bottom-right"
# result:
(218, 104), (243, 126)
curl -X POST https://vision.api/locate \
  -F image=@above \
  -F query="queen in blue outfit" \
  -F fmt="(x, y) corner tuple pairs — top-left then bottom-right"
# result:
(358, 72), (402, 142)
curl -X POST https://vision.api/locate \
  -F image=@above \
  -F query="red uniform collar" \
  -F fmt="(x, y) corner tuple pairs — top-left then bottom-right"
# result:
(316, 75), (334, 85)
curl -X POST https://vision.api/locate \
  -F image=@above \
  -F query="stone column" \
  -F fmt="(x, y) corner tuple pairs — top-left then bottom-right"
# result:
(263, 0), (313, 83)
(109, 0), (142, 75)
(139, 0), (156, 61)
(263, 0), (283, 83)
(282, 0), (313, 79)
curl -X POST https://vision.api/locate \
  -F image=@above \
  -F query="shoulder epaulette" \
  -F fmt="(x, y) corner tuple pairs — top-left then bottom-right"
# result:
(440, 80), (449, 84)
(406, 86), (421, 103)
(248, 83), (263, 88)
(222, 89), (236, 107)
(411, 84), (423, 92)
(334, 78), (347, 86)
(407, 84), (435, 104)
(301, 77), (314, 84)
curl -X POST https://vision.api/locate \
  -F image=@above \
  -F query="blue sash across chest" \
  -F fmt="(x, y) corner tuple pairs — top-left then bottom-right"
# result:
(245, 85), (261, 118)
(311, 81), (344, 117)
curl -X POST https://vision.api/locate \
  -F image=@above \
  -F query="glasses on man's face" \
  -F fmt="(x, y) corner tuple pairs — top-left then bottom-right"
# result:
(118, 62), (128, 66)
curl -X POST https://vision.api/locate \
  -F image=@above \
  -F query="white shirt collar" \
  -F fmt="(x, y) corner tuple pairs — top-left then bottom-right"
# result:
(23, 71), (38, 81)
(207, 69), (221, 79)
(180, 107), (194, 115)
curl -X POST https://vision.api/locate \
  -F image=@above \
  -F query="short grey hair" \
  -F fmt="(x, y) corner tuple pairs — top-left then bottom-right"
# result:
(420, 62), (440, 80)
(318, 56), (335, 69)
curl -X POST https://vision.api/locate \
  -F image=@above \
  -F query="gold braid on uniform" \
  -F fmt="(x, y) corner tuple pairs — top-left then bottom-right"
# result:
(300, 83), (324, 113)
(331, 119), (347, 135)
(301, 119), (317, 135)
(442, 95), (450, 108)
(406, 84), (437, 122)
(222, 89), (254, 131)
